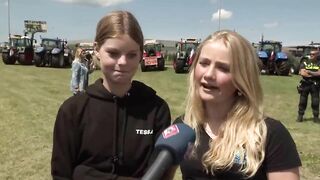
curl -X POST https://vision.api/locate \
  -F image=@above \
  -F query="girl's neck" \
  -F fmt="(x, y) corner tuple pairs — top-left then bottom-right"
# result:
(102, 78), (132, 97)
(203, 100), (234, 138)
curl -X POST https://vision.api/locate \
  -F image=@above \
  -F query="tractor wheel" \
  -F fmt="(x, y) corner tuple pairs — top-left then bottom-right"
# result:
(2, 53), (16, 64)
(277, 60), (290, 76)
(65, 55), (73, 67)
(140, 61), (147, 72)
(52, 54), (65, 68)
(18, 53), (26, 65)
(34, 54), (44, 67)
(158, 58), (165, 71)
(174, 59), (185, 73)
(267, 61), (276, 75)
(290, 64), (300, 75)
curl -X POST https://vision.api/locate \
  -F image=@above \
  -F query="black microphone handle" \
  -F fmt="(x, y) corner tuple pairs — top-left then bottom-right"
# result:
(141, 149), (174, 180)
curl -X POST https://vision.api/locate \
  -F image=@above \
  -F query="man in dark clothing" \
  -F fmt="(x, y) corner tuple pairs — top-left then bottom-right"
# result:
(297, 50), (320, 123)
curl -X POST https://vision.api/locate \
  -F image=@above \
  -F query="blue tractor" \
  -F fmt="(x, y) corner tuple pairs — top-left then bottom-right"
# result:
(256, 40), (290, 75)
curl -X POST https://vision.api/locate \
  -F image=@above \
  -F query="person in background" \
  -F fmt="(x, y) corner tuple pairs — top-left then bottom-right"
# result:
(51, 10), (173, 179)
(174, 30), (301, 179)
(297, 50), (320, 123)
(70, 47), (91, 95)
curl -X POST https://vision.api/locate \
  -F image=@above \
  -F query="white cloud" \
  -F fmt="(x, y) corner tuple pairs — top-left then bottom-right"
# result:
(55, 0), (132, 7)
(211, 9), (232, 21)
(263, 21), (279, 28)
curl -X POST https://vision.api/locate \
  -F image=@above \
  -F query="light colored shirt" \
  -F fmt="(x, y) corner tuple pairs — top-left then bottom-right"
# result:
(70, 60), (89, 94)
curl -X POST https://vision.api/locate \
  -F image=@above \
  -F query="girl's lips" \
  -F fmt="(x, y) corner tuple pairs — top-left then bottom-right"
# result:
(201, 83), (218, 90)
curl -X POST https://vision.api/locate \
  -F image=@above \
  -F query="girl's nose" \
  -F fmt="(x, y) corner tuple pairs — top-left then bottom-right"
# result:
(117, 55), (127, 65)
(204, 65), (216, 79)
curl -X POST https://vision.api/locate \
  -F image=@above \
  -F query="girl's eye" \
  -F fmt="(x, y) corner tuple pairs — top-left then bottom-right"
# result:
(108, 51), (120, 58)
(218, 65), (230, 72)
(199, 60), (209, 66)
(127, 53), (137, 59)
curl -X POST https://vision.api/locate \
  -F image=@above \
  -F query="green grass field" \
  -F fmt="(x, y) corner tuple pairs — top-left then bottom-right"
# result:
(0, 59), (319, 180)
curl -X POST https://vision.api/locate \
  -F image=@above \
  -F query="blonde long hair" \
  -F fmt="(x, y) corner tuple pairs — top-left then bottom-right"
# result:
(74, 48), (83, 62)
(184, 30), (267, 177)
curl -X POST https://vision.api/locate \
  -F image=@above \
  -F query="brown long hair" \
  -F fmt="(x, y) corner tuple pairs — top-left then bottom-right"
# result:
(94, 10), (144, 54)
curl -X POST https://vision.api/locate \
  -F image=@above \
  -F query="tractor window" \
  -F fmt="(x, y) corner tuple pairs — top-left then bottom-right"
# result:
(274, 44), (281, 52)
(24, 38), (31, 47)
(10, 39), (19, 47)
(155, 44), (162, 51)
(16, 39), (25, 47)
(43, 40), (61, 48)
(181, 43), (198, 52)
(261, 44), (274, 52)
(144, 44), (162, 56)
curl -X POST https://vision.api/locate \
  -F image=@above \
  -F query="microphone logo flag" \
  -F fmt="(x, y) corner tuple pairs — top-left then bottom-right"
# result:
(162, 124), (180, 139)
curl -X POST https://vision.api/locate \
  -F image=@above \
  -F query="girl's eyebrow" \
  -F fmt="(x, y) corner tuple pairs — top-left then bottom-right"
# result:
(104, 47), (139, 53)
(215, 61), (230, 67)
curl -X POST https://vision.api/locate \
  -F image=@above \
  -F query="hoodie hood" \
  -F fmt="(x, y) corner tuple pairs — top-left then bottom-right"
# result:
(86, 78), (157, 101)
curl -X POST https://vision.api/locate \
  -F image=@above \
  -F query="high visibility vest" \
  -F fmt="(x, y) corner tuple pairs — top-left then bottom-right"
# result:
(303, 61), (320, 71)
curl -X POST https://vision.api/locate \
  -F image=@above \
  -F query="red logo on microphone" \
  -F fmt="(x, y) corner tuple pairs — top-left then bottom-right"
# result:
(162, 124), (179, 139)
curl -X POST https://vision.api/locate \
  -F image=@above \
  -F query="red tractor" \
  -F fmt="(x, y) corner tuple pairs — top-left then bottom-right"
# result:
(2, 34), (35, 65)
(173, 38), (200, 73)
(141, 39), (165, 72)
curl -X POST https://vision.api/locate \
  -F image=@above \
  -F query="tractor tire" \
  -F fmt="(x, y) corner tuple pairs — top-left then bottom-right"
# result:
(290, 64), (300, 75)
(267, 61), (276, 75)
(277, 60), (290, 76)
(18, 54), (26, 65)
(2, 53), (16, 64)
(140, 61), (147, 72)
(174, 59), (185, 73)
(52, 54), (65, 68)
(158, 58), (165, 71)
(65, 55), (73, 67)
(34, 54), (44, 67)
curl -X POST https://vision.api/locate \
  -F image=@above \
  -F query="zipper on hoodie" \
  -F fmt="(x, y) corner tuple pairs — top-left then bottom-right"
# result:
(112, 94), (129, 173)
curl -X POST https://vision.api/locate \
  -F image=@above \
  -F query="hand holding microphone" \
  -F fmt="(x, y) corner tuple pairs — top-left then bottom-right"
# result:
(142, 123), (195, 180)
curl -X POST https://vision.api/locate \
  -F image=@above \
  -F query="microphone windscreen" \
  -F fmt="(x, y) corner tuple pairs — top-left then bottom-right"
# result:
(155, 123), (195, 164)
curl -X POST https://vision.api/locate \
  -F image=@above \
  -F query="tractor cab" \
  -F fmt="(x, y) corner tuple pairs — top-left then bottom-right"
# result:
(173, 38), (200, 73)
(141, 39), (165, 71)
(259, 41), (282, 57)
(257, 40), (290, 75)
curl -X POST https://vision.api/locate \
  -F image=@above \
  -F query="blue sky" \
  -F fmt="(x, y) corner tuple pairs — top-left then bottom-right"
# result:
(0, 0), (319, 46)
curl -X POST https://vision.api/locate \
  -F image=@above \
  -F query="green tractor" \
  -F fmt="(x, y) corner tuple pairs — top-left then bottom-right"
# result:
(288, 43), (320, 74)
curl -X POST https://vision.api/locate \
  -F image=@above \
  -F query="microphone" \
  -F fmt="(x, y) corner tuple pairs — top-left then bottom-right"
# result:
(142, 123), (195, 180)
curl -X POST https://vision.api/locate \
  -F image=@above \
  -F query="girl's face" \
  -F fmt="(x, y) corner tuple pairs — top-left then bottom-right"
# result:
(96, 34), (141, 86)
(194, 40), (237, 105)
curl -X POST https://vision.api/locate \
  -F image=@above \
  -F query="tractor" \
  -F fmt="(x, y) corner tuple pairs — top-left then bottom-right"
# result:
(256, 40), (290, 76)
(2, 34), (35, 65)
(173, 38), (200, 73)
(141, 39), (165, 72)
(288, 43), (320, 74)
(34, 38), (72, 68)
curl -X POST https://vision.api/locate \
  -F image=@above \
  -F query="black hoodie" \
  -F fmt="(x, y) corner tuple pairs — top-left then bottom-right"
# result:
(51, 78), (171, 179)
